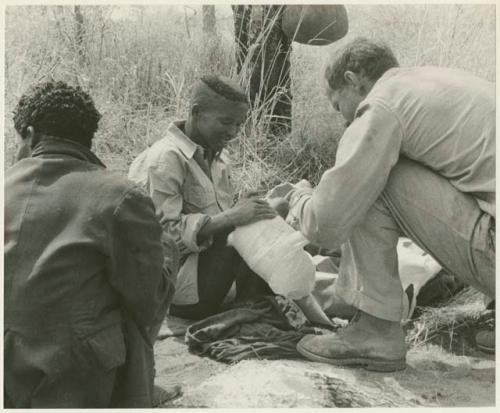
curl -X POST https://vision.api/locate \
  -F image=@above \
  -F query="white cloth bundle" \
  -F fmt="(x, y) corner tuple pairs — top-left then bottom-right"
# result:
(398, 238), (442, 320)
(227, 216), (316, 300)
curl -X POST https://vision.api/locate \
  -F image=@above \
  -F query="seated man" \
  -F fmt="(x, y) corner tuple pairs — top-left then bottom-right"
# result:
(129, 75), (277, 320)
(285, 38), (495, 371)
(4, 81), (178, 408)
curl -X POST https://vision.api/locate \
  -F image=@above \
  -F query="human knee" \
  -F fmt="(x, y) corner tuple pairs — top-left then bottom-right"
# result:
(383, 157), (428, 198)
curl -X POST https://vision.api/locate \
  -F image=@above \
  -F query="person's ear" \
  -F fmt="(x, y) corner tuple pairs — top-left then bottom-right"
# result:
(26, 126), (40, 149)
(344, 71), (360, 88)
(26, 126), (35, 140)
(15, 128), (34, 161)
(191, 103), (201, 118)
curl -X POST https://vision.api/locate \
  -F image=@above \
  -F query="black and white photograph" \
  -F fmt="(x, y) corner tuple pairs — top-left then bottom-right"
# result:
(2, 1), (496, 409)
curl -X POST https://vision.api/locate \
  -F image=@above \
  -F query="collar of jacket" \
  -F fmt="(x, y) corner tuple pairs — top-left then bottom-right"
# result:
(31, 137), (106, 168)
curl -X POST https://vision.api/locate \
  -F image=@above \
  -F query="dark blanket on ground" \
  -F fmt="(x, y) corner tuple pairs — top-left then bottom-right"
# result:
(185, 296), (323, 363)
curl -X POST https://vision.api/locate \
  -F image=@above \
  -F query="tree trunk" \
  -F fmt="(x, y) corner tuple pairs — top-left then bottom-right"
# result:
(202, 5), (217, 36)
(232, 5), (292, 136)
(232, 5), (252, 73)
(74, 5), (85, 66)
(201, 5), (221, 73)
(183, 7), (192, 39)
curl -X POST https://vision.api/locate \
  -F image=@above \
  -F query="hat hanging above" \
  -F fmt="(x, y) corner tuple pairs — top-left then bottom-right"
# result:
(282, 5), (349, 46)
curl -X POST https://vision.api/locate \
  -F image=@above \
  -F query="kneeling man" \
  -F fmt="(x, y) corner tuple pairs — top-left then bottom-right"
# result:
(287, 38), (495, 370)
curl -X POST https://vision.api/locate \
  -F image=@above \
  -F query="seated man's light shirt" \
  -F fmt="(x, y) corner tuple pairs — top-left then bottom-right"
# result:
(129, 121), (234, 305)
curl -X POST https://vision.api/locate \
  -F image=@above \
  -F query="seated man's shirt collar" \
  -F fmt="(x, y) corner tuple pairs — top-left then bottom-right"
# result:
(167, 121), (199, 160)
(168, 121), (218, 161)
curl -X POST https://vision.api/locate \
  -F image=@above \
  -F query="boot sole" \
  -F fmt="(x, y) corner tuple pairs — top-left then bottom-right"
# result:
(297, 342), (406, 372)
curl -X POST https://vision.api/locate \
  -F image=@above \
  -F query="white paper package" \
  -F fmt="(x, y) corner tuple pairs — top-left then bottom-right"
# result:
(227, 216), (316, 300)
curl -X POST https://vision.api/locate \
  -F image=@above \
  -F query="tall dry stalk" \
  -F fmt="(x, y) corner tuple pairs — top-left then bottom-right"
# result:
(4, 4), (495, 181)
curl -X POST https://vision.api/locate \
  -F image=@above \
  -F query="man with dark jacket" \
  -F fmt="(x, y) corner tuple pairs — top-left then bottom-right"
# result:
(4, 81), (178, 407)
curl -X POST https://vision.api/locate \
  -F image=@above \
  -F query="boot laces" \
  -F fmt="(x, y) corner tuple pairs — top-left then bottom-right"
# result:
(344, 310), (361, 331)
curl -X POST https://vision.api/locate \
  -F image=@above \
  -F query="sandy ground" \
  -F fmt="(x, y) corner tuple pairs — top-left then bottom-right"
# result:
(154, 318), (495, 408)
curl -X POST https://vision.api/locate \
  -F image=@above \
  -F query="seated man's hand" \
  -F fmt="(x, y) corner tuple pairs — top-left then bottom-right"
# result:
(226, 197), (277, 227)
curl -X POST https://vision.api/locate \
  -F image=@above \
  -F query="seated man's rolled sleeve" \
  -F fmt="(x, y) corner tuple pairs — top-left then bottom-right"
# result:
(147, 155), (212, 257)
(289, 100), (403, 250)
(179, 212), (211, 252)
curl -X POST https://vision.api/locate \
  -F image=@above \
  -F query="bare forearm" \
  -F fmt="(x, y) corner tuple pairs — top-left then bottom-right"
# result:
(197, 211), (235, 243)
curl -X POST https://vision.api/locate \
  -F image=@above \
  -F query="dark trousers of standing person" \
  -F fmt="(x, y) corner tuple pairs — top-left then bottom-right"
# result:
(169, 233), (274, 320)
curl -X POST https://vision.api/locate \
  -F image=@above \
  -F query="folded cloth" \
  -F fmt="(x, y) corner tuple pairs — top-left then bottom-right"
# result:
(185, 296), (324, 363)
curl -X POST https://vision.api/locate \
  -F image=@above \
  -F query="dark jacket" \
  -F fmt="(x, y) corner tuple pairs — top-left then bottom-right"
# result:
(4, 138), (177, 407)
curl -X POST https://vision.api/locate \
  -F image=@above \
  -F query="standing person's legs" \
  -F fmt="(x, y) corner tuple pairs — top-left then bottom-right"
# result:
(298, 157), (495, 370)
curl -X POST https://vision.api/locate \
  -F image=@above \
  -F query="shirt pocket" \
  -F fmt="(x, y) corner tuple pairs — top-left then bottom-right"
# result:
(211, 163), (234, 210)
(183, 181), (216, 213)
(216, 187), (234, 211)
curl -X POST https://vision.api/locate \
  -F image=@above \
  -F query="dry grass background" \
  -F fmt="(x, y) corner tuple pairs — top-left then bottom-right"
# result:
(4, 5), (495, 188)
(3, 4), (495, 349)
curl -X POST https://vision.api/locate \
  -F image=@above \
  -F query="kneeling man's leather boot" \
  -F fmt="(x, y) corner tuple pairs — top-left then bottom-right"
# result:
(297, 310), (406, 372)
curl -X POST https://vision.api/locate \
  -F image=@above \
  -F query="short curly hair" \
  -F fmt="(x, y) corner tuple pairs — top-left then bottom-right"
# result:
(199, 75), (247, 103)
(13, 81), (101, 146)
(325, 37), (399, 91)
